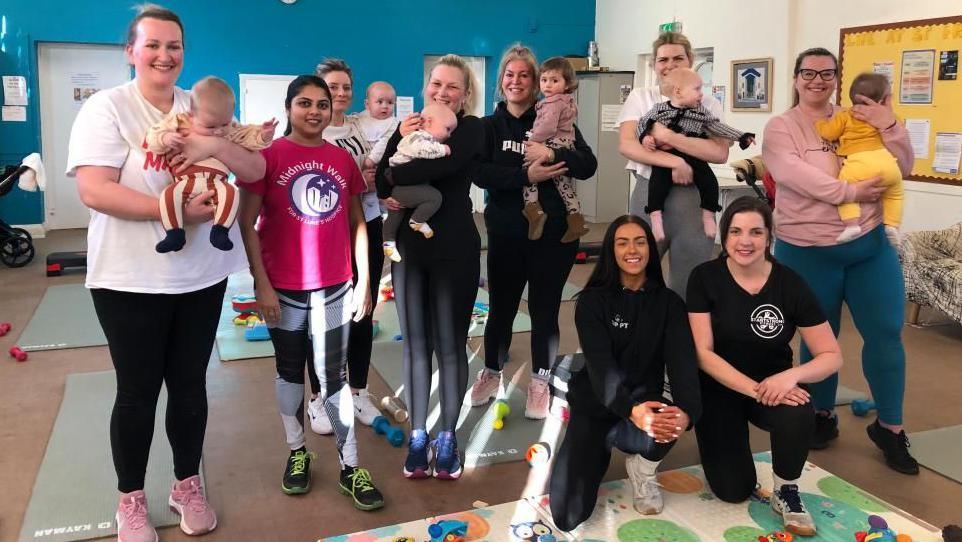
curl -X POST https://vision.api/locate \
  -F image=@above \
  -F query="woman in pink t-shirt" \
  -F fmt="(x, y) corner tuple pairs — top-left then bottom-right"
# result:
(237, 75), (385, 510)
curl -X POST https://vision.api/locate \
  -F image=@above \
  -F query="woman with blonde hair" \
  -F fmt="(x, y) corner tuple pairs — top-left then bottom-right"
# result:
(375, 54), (485, 481)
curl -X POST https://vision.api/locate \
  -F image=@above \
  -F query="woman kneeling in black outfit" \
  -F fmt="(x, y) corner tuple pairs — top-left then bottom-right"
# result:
(549, 215), (701, 532)
(686, 196), (842, 537)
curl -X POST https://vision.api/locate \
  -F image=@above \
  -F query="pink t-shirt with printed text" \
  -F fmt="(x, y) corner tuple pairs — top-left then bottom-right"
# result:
(240, 138), (365, 290)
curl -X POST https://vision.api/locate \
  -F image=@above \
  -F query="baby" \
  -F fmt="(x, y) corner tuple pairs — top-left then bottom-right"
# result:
(524, 56), (588, 243)
(382, 103), (457, 262)
(815, 72), (903, 245)
(637, 68), (754, 241)
(358, 81), (400, 165)
(147, 76), (275, 253)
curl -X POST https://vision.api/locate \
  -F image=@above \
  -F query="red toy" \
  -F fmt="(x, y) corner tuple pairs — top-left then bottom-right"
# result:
(0, 322), (11, 336)
(758, 532), (792, 542)
(9, 346), (28, 361)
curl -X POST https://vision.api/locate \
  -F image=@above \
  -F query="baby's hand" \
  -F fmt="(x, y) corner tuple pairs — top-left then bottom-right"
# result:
(642, 135), (657, 151)
(260, 118), (278, 142)
(443, 144), (451, 156)
(162, 132), (186, 151)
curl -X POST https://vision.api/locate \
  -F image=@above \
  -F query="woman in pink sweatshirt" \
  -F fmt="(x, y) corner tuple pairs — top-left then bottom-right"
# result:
(761, 47), (917, 475)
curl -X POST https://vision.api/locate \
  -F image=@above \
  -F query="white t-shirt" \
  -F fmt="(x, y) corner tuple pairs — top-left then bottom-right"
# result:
(615, 87), (724, 179)
(66, 81), (247, 294)
(356, 110), (400, 165)
(323, 117), (380, 222)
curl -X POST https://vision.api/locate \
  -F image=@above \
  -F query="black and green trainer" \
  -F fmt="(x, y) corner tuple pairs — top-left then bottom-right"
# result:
(339, 466), (384, 511)
(281, 449), (314, 495)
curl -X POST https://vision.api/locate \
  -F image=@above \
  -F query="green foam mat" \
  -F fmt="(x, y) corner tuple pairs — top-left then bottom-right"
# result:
(908, 424), (962, 483)
(18, 284), (107, 352)
(324, 453), (941, 541)
(19, 371), (202, 542)
(480, 251), (581, 302)
(372, 288), (531, 344)
(215, 271), (274, 361)
(369, 341), (565, 469)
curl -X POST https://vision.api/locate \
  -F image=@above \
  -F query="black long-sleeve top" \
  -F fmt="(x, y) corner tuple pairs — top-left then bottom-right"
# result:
(375, 114), (484, 259)
(570, 284), (702, 427)
(476, 101), (598, 240)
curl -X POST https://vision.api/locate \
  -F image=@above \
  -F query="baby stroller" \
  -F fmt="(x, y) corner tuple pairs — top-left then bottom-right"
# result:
(729, 155), (774, 208)
(0, 164), (36, 268)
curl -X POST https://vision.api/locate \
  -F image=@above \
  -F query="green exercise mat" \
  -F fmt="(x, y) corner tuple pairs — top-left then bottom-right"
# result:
(908, 424), (962, 483)
(372, 288), (531, 344)
(369, 341), (565, 469)
(18, 284), (107, 352)
(215, 271), (274, 361)
(479, 251), (581, 302)
(19, 371), (202, 542)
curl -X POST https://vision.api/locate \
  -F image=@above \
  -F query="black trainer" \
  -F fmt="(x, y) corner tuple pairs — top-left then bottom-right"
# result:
(282, 449), (314, 495)
(866, 420), (919, 475)
(339, 466), (385, 511)
(811, 411), (839, 450)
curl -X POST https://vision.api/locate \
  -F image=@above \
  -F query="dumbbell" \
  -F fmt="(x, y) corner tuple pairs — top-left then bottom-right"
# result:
(9, 346), (28, 362)
(492, 399), (510, 430)
(372, 416), (404, 447)
(851, 399), (877, 417)
(0, 323), (11, 336)
(380, 395), (409, 423)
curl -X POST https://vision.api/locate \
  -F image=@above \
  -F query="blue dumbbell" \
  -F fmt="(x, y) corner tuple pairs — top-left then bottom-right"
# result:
(851, 398), (877, 417)
(372, 416), (404, 447)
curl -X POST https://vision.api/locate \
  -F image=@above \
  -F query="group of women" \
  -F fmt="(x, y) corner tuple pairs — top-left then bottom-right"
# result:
(66, 5), (916, 540)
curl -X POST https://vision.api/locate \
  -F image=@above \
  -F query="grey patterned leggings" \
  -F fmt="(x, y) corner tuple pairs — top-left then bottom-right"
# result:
(523, 137), (581, 214)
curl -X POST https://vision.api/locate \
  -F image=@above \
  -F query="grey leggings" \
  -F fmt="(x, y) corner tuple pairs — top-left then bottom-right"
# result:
(629, 173), (714, 301)
(384, 184), (442, 243)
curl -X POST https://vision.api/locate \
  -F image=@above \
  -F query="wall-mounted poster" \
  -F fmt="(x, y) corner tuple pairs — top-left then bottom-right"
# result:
(900, 49), (935, 104)
(731, 58), (773, 112)
(939, 50), (958, 80)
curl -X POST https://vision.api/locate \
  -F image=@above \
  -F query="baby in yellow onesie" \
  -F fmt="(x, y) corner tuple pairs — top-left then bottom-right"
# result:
(816, 72), (903, 245)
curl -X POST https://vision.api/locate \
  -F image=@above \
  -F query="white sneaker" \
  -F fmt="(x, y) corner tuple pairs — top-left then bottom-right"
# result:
(352, 390), (381, 426)
(771, 484), (816, 536)
(307, 396), (333, 435)
(625, 455), (663, 515)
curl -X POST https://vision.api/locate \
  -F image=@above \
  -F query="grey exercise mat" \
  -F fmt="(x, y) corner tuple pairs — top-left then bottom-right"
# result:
(479, 251), (581, 302)
(908, 424), (962, 483)
(369, 341), (566, 468)
(18, 284), (107, 352)
(372, 288), (531, 344)
(19, 371), (201, 542)
(835, 385), (869, 406)
(215, 271), (275, 361)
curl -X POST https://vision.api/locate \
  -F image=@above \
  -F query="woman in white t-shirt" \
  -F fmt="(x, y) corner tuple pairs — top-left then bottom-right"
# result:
(65, 7), (264, 540)
(616, 32), (731, 299)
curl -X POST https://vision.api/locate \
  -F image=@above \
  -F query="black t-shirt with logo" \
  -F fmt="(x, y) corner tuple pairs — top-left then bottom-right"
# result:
(686, 258), (826, 381)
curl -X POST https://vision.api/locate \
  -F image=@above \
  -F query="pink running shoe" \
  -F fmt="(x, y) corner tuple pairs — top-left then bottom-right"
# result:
(168, 475), (218, 535)
(115, 490), (158, 542)
(525, 378), (550, 420)
(470, 368), (501, 407)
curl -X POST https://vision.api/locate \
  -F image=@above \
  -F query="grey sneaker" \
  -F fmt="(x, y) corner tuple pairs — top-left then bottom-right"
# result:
(771, 484), (816, 536)
(625, 454), (663, 515)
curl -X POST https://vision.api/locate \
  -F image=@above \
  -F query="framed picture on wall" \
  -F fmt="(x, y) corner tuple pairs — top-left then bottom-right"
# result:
(731, 58), (773, 112)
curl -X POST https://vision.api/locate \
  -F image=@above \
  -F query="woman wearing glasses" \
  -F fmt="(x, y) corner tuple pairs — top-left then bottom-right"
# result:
(761, 48), (917, 474)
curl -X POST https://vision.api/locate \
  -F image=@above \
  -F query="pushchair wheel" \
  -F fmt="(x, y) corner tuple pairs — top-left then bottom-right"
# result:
(1, 235), (34, 267)
(11, 227), (32, 243)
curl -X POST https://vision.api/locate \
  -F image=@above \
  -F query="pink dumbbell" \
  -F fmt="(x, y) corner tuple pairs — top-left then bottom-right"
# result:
(0, 323), (11, 337)
(9, 346), (28, 362)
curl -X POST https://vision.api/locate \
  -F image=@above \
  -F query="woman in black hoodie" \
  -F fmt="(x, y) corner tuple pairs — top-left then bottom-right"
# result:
(469, 44), (598, 420)
(549, 215), (701, 532)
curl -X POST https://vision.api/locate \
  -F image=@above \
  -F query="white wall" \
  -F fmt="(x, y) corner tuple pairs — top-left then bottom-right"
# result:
(597, 0), (962, 232)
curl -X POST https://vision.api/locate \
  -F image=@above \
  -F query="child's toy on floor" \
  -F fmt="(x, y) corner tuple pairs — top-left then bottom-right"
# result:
(492, 399), (511, 430)
(233, 312), (260, 326)
(428, 519), (467, 542)
(851, 398), (877, 417)
(231, 294), (257, 313)
(393, 334), (403, 342)
(758, 532), (792, 542)
(943, 525), (962, 542)
(9, 346), (27, 361)
(372, 415), (404, 447)
(0, 322), (11, 336)
(372, 319), (380, 338)
(244, 321), (270, 341)
(379, 284), (394, 302)
(472, 302), (489, 325)
(380, 395), (410, 423)
(854, 515), (912, 542)
(526, 442), (552, 466)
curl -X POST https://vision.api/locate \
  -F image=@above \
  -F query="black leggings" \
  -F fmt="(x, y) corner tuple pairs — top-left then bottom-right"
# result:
(647, 150), (721, 214)
(394, 253), (479, 432)
(695, 379), (814, 503)
(91, 279), (226, 493)
(309, 217), (384, 393)
(484, 233), (578, 373)
(550, 396), (676, 532)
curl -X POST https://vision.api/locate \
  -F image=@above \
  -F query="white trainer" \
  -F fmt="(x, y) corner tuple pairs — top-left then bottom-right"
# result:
(307, 396), (333, 435)
(625, 454), (663, 515)
(352, 390), (381, 426)
(771, 484), (816, 536)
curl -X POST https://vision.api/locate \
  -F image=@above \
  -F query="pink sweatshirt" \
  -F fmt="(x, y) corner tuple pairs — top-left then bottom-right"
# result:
(762, 105), (913, 246)
(530, 93), (577, 143)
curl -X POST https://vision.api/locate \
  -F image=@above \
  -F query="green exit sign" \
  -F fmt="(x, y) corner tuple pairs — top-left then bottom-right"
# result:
(659, 21), (682, 33)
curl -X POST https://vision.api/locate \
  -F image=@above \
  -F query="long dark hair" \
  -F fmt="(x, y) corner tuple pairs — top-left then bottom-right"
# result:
(283, 75), (330, 136)
(717, 196), (775, 261)
(791, 47), (837, 107)
(583, 215), (664, 291)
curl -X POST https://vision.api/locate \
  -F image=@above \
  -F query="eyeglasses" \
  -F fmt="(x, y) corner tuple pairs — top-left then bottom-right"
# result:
(797, 68), (837, 81)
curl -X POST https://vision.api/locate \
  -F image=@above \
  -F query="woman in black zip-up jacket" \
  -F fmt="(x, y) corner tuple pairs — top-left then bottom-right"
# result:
(549, 215), (701, 531)
(468, 45), (598, 420)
